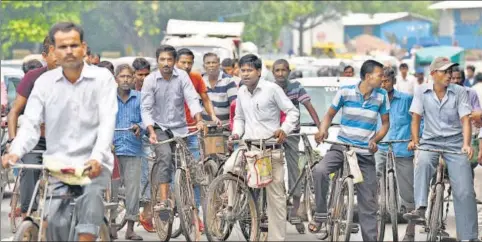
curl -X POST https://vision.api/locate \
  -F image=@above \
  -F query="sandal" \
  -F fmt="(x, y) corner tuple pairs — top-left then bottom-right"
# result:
(139, 213), (155, 233)
(154, 200), (172, 222)
(289, 216), (302, 225)
(198, 218), (205, 234)
(125, 232), (143, 241)
(308, 220), (322, 234)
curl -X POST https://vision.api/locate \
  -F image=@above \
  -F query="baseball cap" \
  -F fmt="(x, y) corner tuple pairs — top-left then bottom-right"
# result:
(429, 56), (458, 72)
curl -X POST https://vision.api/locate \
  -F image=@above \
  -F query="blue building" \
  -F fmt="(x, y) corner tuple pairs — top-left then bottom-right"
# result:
(429, 1), (482, 49)
(342, 12), (435, 51)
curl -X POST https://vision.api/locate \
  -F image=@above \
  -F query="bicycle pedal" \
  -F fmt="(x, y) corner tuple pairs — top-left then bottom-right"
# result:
(351, 224), (359, 234)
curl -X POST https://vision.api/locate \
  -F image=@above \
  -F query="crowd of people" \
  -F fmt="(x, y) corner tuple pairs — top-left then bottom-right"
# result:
(2, 21), (482, 242)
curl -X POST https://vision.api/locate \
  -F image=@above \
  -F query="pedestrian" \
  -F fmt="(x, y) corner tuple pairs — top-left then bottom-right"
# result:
(132, 57), (151, 91)
(342, 65), (355, 77)
(221, 58), (235, 76)
(97, 60), (114, 75)
(90, 53), (101, 65)
(395, 63), (417, 95)
(228, 54), (300, 241)
(110, 64), (144, 240)
(405, 57), (478, 241)
(22, 59), (43, 74)
(465, 65), (476, 87)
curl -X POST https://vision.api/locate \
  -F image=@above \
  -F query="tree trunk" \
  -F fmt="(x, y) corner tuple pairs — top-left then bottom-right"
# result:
(298, 18), (307, 56)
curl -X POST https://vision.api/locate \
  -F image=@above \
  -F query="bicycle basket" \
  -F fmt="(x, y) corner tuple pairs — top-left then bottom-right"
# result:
(245, 149), (273, 188)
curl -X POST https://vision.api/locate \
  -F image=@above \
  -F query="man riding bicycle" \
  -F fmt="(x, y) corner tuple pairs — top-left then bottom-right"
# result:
(311, 60), (390, 241)
(404, 57), (479, 241)
(2, 22), (118, 241)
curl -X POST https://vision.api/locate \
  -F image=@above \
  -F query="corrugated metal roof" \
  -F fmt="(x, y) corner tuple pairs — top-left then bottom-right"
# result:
(429, 1), (482, 10)
(342, 12), (434, 26)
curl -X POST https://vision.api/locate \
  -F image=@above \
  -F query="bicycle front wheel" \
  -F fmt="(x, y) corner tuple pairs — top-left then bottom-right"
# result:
(150, 162), (173, 241)
(388, 172), (399, 241)
(13, 220), (39, 241)
(331, 177), (355, 242)
(10, 175), (22, 233)
(175, 168), (200, 242)
(427, 184), (444, 242)
(377, 173), (387, 241)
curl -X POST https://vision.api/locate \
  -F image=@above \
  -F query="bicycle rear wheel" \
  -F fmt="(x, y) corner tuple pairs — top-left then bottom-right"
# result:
(427, 184), (444, 242)
(377, 173), (387, 241)
(331, 178), (354, 242)
(10, 174), (22, 233)
(175, 168), (200, 242)
(13, 220), (39, 241)
(150, 162), (173, 241)
(304, 172), (316, 223)
(205, 173), (258, 241)
(388, 172), (399, 241)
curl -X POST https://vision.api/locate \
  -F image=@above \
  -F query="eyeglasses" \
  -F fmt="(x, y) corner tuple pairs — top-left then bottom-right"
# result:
(438, 69), (452, 75)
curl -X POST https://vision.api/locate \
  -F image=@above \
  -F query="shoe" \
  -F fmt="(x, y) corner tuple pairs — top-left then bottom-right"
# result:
(403, 208), (426, 224)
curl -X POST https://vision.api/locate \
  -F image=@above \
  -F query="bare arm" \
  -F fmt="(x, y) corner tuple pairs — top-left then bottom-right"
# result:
(410, 113), (422, 144)
(200, 92), (216, 119)
(372, 113), (389, 143)
(7, 95), (27, 139)
(319, 107), (337, 133)
(303, 101), (321, 129)
(462, 115), (472, 147)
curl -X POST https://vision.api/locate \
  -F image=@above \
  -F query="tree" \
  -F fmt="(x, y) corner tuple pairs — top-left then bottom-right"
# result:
(1, 1), (95, 58)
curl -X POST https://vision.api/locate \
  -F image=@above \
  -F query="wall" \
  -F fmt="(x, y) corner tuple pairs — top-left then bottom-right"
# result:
(379, 19), (433, 46)
(453, 8), (482, 49)
(291, 18), (344, 55)
(344, 26), (364, 43)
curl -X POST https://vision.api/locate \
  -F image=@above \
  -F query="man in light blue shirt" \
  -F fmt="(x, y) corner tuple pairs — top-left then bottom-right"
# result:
(405, 57), (478, 241)
(375, 66), (415, 241)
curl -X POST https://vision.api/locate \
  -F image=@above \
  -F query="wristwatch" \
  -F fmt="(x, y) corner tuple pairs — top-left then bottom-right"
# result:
(6, 139), (13, 144)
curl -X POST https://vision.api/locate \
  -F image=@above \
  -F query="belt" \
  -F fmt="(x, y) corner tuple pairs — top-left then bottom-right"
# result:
(250, 143), (282, 150)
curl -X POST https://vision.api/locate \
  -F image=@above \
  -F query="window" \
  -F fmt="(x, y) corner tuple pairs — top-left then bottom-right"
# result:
(5, 76), (21, 110)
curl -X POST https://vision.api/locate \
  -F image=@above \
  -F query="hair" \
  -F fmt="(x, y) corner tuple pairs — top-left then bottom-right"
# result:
(239, 54), (262, 70)
(203, 52), (219, 63)
(360, 60), (383, 80)
(97, 61), (114, 75)
(452, 66), (466, 85)
(467, 65), (476, 72)
(42, 36), (53, 54)
(343, 65), (354, 72)
(176, 48), (195, 61)
(233, 58), (239, 65)
(272, 59), (290, 70)
(399, 63), (409, 69)
(86, 46), (91, 56)
(221, 58), (235, 68)
(475, 73), (482, 85)
(115, 63), (134, 77)
(132, 57), (151, 71)
(383, 66), (396, 83)
(48, 22), (84, 45)
(91, 53), (101, 59)
(22, 59), (43, 74)
(155, 45), (177, 60)
(289, 70), (303, 80)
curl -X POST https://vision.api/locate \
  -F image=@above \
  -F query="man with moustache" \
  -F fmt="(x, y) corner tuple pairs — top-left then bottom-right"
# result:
(141, 45), (206, 223)
(229, 54), (300, 241)
(110, 64), (143, 240)
(2, 22), (117, 241)
(272, 59), (321, 228)
(404, 57), (478, 241)
(7, 36), (57, 219)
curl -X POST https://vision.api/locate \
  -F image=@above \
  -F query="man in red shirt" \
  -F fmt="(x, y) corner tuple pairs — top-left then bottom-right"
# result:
(7, 36), (57, 219)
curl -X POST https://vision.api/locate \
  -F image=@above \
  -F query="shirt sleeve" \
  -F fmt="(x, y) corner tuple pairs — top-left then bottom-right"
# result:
(458, 87), (472, 119)
(470, 89), (481, 111)
(182, 74), (203, 118)
(233, 94), (245, 137)
(297, 84), (311, 104)
(273, 85), (299, 134)
(140, 74), (156, 127)
(330, 88), (344, 111)
(198, 77), (208, 94)
(16, 71), (37, 98)
(226, 79), (238, 103)
(9, 79), (45, 158)
(89, 72), (118, 169)
(379, 92), (390, 115)
(409, 87), (424, 116)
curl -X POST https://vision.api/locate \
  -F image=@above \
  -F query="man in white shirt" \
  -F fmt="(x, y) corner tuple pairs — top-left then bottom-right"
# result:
(229, 54), (299, 241)
(395, 63), (417, 95)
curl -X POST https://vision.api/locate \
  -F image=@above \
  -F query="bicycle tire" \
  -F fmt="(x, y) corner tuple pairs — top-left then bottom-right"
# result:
(171, 205), (183, 238)
(377, 173), (387, 241)
(150, 162), (173, 241)
(331, 178), (354, 242)
(427, 184), (444, 242)
(114, 198), (127, 231)
(98, 219), (112, 242)
(201, 159), (219, 207)
(13, 220), (39, 241)
(388, 173), (399, 241)
(205, 173), (257, 241)
(10, 174), (22, 233)
(304, 172), (315, 223)
(175, 168), (200, 242)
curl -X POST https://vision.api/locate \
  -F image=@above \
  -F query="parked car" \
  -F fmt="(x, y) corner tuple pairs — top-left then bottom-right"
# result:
(2, 67), (24, 112)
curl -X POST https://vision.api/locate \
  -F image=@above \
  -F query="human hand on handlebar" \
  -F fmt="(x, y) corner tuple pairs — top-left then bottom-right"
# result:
(1, 153), (19, 169)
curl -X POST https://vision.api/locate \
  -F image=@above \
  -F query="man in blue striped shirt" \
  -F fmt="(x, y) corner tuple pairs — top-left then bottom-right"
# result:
(202, 53), (238, 122)
(310, 60), (390, 241)
(112, 64), (144, 240)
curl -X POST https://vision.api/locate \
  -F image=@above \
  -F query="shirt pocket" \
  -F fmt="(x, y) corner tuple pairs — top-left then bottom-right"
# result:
(254, 99), (274, 122)
(442, 99), (459, 126)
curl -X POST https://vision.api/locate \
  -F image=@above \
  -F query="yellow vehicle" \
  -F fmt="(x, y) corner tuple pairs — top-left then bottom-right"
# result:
(311, 42), (354, 59)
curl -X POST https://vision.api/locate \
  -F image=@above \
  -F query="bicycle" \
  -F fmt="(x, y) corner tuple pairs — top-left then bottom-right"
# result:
(312, 140), (369, 242)
(415, 146), (461, 242)
(205, 137), (282, 242)
(377, 139), (411, 241)
(5, 161), (113, 241)
(0, 121), (8, 234)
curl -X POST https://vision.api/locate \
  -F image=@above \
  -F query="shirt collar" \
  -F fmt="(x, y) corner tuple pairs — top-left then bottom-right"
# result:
(243, 79), (265, 94)
(392, 89), (401, 99)
(54, 62), (96, 82)
(154, 67), (179, 81)
(117, 90), (138, 102)
(355, 80), (378, 99)
(422, 83), (456, 94)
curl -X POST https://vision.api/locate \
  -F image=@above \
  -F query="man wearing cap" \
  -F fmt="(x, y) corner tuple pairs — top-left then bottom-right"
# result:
(404, 57), (478, 240)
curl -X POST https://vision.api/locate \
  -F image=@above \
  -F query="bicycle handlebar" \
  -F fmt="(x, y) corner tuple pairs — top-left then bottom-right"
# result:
(321, 140), (370, 150)
(153, 129), (200, 145)
(287, 132), (318, 137)
(7, 161), (92, 175)
(379, 139), (411, 144)
(415, 146), (464, 155)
